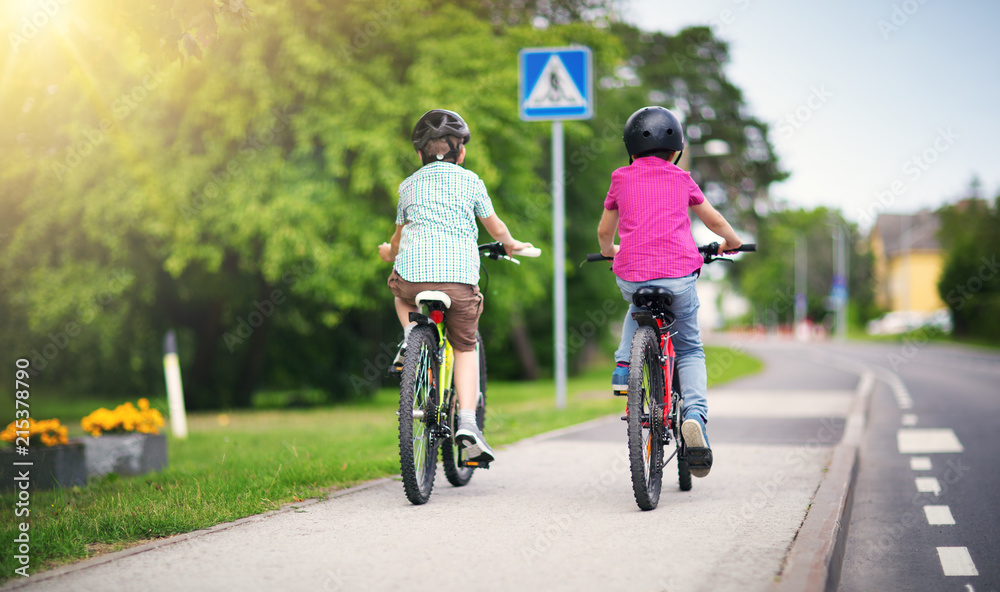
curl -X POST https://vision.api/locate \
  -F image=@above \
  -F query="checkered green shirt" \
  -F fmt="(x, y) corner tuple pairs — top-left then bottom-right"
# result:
(394, 162), (496, 285)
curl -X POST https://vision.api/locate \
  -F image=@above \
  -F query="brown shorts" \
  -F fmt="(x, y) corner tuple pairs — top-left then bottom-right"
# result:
(388, 270), (483, 351)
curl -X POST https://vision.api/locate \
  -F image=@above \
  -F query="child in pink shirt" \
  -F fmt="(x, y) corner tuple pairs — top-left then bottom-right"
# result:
(597, 106), (743, 478)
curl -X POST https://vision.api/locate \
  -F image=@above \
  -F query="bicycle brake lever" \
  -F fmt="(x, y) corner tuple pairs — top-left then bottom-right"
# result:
(505, 256), (521, 265)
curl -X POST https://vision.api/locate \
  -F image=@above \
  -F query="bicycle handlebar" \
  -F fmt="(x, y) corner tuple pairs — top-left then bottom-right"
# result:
(697, 242), (756, 264)
(479, 242), (542, 265)
(583, 243), (757, 266)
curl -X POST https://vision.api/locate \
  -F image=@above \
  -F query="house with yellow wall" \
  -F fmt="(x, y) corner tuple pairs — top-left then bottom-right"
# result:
(870, 211), (944, 312)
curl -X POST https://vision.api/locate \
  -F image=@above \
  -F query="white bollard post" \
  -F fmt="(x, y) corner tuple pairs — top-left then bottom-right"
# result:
(163, 330), (188, 439)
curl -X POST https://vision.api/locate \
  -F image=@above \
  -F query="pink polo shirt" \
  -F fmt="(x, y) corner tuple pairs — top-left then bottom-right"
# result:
(603, 156), (706, 282)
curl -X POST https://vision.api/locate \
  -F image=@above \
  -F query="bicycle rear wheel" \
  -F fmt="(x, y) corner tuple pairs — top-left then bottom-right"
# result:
(442, 332), (487, 487)
(399, 325), (440, 505)
(672, 366), (692, 491)
(627, 325), (665, 511)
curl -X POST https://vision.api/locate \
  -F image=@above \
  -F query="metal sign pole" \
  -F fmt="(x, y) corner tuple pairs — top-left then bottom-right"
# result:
(553, 120), (567, 409)
(518, 46), (591, 410)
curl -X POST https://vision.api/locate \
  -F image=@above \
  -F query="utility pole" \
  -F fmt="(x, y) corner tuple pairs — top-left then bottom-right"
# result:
(832, 226), (848, 341)
(795, 235), (808, 340)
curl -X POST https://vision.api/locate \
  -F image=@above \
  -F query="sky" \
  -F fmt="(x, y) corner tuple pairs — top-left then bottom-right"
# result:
(621, 0), (1000, 227)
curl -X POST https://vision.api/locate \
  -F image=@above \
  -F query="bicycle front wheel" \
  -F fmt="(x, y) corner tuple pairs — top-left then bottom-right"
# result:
(627, 325), (665, 511)
(399, 325), (440, 505)
(442, 332), (487, 487)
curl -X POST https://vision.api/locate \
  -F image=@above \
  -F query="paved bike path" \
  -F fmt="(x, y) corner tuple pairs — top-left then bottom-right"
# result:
(7, 339), (861, 592)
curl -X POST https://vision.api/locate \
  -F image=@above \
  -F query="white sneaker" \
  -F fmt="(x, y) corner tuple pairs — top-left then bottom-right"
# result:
(682, 417), (712, 478)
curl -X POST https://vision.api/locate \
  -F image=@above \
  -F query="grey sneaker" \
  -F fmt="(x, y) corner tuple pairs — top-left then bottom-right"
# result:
(455, 421), (495, 463)
(388, 342), (405, 375)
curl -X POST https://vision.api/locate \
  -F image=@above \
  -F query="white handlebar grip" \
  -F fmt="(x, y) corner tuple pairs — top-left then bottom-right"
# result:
(512, 247), (542, 258)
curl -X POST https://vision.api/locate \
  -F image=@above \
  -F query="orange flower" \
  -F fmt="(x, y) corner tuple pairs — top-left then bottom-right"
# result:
(81, 399), (164, 437)
(0, 418), (69, 447)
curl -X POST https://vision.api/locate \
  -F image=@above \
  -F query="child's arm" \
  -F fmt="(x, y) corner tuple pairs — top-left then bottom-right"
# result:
(691, 201), (742, 253)
(378, 225), (404, 262)
(480, 214), (532, 254)
(597, 209), (620, 258)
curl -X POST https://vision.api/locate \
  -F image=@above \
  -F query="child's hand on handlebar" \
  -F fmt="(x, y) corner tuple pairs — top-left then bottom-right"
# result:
(378, 242), (395, 263)
(718, 239), (743, 255)
(504, 240), (533, 255)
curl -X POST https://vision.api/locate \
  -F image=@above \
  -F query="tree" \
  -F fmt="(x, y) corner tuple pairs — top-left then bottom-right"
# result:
(937, 192), (1000, 342)
(0, 0), (615, 406)
(727, 207), (874, 329)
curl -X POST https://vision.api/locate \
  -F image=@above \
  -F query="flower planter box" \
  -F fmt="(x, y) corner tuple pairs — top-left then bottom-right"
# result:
(0, 442), (87, 491)
(84, 433), (168, 478)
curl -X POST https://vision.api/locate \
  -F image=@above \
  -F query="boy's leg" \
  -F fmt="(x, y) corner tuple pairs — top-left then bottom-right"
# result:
(394, 297), (418, 328)
(387, 272), (419, 370)
(440, 283), (494, 462)
(454, 349), (479, 410)
(613, 278), (643, 390)
(667, 275), (708, 423)
(660, 273), (712, 477)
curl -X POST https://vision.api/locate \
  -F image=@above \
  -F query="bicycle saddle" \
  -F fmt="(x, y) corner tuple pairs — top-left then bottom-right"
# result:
(415, 290), (451, 309)
(632, 286), (673, 310)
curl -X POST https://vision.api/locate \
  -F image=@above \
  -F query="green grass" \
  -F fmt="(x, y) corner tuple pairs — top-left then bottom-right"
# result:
(0, 347), (760, 579)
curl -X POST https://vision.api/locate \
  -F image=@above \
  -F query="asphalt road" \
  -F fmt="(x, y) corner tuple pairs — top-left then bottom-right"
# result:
(6, 336), (879, 592)
(830, 340), (1000, 592)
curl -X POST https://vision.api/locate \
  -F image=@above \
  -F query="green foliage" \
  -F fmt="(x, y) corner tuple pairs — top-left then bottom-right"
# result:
(729, 207), (875, 327)
(937, 195), (1000, 342)
(1, 0), (784, 407)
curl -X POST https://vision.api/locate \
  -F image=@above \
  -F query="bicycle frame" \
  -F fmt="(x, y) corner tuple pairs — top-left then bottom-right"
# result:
(632, 310), (677, 431)
(409, 308), (455, 429)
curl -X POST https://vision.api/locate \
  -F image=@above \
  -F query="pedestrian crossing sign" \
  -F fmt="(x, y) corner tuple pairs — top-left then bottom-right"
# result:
(519, 46), (593, 121)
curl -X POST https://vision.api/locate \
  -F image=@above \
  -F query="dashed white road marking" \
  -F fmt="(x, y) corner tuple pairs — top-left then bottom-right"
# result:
(885, 373), (914, 409)
(901, 413), (918, 426)
(937, 547), (978, 576)
(910, 457), (933, 471)
(924, 505), (956, 525)
(897, 429), (964, 454)
(916, 477), (941, 496)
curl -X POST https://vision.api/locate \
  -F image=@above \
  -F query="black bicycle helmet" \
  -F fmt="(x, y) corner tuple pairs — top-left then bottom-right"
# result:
(623, 106), (684, 163)
(411, 109), (470, 152)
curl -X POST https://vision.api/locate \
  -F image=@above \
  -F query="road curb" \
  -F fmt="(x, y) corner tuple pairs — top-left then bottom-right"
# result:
(0, 477), (395, 591)
(772, 369), (875, 592)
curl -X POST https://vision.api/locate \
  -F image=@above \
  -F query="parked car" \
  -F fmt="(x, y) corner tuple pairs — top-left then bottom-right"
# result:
(866, 311), (926, 335)
(865, 309), (953, 335)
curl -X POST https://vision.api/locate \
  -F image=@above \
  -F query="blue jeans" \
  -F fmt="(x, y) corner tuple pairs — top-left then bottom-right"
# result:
(614, 274), (707, 423)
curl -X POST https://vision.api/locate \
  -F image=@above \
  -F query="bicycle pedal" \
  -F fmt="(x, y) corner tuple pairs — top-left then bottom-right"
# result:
(685, 446), (713, 468)
(612, 389), (628, 397)
(387, 363), (403, 377)
(461, 460), (490, 469)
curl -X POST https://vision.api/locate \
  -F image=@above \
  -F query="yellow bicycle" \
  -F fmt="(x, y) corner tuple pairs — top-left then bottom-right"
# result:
(398, 242), (541, 505)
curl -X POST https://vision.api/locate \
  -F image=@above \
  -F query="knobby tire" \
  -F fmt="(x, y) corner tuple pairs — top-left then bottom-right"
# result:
(673, 366), (692, 492)
(399, 326), (439, 505)
(627, 325), (665, 511)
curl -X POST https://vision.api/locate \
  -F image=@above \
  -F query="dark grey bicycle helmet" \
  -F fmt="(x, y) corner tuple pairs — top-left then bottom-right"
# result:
(411, 109), (470, 150)
(623, 106), (684, 163)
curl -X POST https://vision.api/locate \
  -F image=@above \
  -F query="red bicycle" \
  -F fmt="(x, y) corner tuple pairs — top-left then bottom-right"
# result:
(585, 242), (755, 510)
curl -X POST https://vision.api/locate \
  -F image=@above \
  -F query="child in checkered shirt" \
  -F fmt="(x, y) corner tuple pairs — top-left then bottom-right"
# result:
(378, 109), (532, 462)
